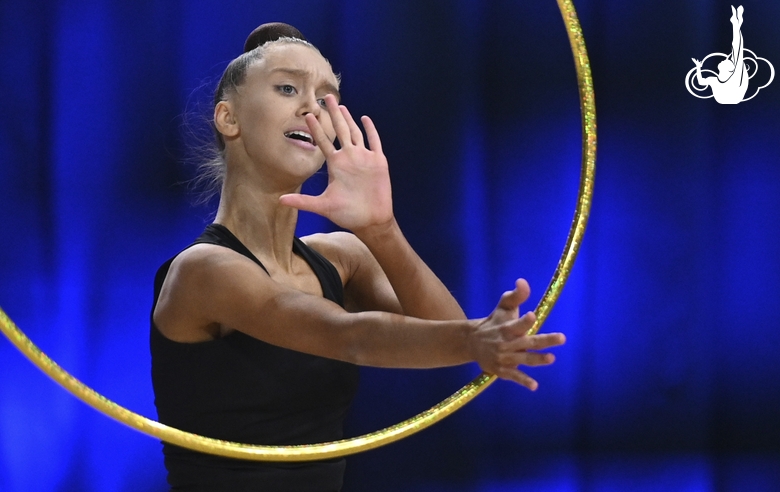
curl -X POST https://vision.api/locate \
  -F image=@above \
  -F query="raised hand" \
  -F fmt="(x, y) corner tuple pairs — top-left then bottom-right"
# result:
(469, 279), (566, 390)
(279, 94), (393, 234)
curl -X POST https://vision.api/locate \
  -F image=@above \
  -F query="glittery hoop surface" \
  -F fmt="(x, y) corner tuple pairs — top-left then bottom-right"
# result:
(0, 0), (595, 462)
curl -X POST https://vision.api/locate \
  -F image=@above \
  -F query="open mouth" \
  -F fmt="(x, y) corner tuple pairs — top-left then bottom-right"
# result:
(284, 130), (314, 145)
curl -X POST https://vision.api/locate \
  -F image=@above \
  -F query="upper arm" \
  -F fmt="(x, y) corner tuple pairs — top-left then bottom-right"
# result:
(303, 232), (403, 315)
(153, 244), (357, 360)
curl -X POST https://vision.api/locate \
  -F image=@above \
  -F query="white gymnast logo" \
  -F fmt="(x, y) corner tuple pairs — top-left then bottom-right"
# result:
(685, 5), (774, 104)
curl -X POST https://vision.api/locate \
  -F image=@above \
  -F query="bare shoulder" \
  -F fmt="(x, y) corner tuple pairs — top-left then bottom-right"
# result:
(300, 231), (370, 283)
(166, 243), (265, 288)
(154, 243), (274, 341)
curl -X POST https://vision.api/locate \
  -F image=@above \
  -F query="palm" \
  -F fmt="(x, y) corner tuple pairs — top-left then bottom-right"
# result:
(280, 95), (393, 232)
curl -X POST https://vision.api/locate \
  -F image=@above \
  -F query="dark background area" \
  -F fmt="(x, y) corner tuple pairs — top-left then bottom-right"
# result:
(1, 0), (778, 490)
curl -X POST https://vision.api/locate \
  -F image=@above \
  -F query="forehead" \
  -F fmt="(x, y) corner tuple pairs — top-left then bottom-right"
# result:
(252, 43), (338, 87)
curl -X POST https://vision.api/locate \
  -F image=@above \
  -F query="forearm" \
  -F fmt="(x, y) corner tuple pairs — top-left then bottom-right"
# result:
(260, 290), (474, 368)
(354, 219), (467, 320)
(344, 310), (473, 367)
(202, 252), (560, 388)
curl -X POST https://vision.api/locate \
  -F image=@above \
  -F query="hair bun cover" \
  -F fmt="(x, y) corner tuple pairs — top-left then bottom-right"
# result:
(243, 22), (307, 53)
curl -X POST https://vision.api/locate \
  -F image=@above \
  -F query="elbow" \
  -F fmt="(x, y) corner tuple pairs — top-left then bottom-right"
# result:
(337, 311), (399, 367)
(331, 311), (373, 366)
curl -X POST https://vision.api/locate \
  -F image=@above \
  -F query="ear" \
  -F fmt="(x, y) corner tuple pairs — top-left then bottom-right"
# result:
(214, 100), (240, 140)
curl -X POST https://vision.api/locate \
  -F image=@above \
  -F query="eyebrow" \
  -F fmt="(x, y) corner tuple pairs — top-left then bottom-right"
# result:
(270, 67), (341, 102)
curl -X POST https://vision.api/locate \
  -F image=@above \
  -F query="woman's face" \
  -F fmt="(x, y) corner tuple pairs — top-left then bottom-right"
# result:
(221, 43), (340, 185)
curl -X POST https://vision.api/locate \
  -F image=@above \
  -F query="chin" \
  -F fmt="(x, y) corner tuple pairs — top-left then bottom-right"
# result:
(291, 158), (326, 181)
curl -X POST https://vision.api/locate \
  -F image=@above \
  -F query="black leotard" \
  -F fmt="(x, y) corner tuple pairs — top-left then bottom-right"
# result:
(150, 224), (359, 491)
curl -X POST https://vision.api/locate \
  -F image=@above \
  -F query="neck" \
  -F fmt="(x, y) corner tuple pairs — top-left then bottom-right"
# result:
(214, 173), (301, 272)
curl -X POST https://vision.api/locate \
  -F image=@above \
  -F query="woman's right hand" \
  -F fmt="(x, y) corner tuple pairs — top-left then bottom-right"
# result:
(279, 94), (394, 235)
(469, 279), (566, 390)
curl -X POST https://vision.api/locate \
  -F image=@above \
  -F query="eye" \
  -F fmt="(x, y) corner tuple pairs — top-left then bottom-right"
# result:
(277, 84), (297, 95)
(317, 98), (327, 108)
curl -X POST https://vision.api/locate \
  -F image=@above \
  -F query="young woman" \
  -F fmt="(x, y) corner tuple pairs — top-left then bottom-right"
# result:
(151, 22), (565, 491)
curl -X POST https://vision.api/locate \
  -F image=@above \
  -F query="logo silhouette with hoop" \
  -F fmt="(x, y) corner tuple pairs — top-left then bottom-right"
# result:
(685, 5), (774, 104)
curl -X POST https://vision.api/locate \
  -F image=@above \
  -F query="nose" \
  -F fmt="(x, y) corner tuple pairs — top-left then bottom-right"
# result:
(298, 93), (321, 118)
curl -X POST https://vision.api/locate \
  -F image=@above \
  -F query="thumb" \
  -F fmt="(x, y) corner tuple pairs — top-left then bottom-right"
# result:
(495, 278), (531, 312)
(279, 193), (327, 215)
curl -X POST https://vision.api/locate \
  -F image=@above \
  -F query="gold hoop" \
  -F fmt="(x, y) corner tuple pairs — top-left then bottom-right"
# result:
(0, 0), (595, 462)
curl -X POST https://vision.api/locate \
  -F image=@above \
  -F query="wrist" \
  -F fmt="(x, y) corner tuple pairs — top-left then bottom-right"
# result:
(351, 216), (400, 245)
(462, 319), (480, 364)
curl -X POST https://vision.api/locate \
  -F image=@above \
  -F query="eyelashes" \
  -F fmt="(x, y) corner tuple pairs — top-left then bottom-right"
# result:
(276, 84), (330, 108)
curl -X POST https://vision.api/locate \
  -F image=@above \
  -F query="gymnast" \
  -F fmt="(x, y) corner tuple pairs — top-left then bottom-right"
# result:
(150, 22), (565, 491)
(692, 5), (748, 104)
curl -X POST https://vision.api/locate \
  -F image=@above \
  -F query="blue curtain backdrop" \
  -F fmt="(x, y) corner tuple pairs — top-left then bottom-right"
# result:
(1, 0), (779, 490)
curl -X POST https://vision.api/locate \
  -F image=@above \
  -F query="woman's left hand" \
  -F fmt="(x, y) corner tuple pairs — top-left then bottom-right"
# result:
(279, 94), (394, 234)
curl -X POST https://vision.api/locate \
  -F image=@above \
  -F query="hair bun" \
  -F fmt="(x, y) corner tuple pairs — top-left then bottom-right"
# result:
(243, 22), (307, 53)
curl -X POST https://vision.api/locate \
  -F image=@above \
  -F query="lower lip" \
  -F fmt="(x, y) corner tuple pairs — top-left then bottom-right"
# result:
(286, 137), (317, 151)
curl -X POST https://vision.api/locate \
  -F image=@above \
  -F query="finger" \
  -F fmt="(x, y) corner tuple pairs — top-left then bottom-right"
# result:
(496, 279), (531, 311)
(498, 312), (537, 337)
(496, 368), (539, 391)
(492, 294), (519, 321)
(361, 115), (383, 153)
(305, 114), (336, 156)
(338, 105), (364, 147)
(503, 332), (566, 351)
(279, 193), (329, 216)
(324, 94), (351, 147)
(514, 278), (531, 299)
(497, 351), (556, 368)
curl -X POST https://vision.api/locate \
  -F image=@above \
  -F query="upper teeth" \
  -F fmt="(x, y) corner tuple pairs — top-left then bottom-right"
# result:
(285, 131), (312, 142)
